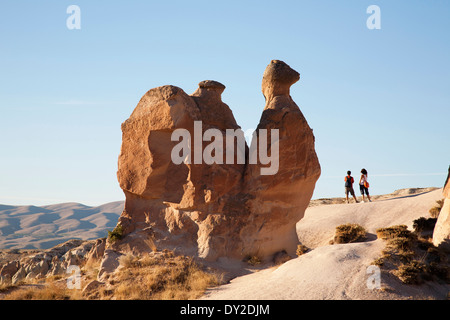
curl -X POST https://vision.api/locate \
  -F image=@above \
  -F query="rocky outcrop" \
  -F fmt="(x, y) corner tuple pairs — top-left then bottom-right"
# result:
(115, 60), (321, 262)
(0, 239), (100, 285)
(433, 166), (450, 251)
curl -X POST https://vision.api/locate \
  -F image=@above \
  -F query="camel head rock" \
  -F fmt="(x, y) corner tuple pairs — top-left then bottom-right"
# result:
(262, 60), (300, 103)
(115, 60), (321, 262)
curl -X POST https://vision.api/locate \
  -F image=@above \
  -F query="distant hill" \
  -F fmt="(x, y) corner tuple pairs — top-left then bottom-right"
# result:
(0, 201), (123, 250)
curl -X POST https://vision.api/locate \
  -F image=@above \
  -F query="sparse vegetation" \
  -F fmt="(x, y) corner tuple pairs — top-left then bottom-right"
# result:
(332, 223), (367, 244)
(376, 225), (411, 240)
(413, 217), (438, 233)
(244, 255), (261, 266)
(1, 249), (221, 300)
(374, 224), (449, 285)
(429, 199), (444, 218)
(395, 261), (427, 284)
(1, 283), (84, 300)
(108, 250), (221, 300)
(107, 224), (124, 243)
(296, 244), (309, 256)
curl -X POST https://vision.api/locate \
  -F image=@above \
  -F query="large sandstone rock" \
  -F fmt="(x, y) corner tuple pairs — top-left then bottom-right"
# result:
(115, 60), (321, 261)
(433, 166), (450, 251)
(242, 60), (321, 257)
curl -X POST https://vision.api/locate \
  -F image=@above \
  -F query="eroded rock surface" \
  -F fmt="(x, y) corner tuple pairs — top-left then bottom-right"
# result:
(115, 60), (321, 262)
(433, 166), (450, 251)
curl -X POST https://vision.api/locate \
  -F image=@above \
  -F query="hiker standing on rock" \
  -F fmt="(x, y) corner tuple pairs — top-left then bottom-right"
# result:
(344, 171), (358, 204)
(359, 168), (371, 203)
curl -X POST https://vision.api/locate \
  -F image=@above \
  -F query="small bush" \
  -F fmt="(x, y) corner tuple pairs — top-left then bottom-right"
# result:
(244, 255), (261, 266)
(413, 217), (437, 233)
(374, 223), (450, 286)
(119, 253), (139, 269)
(387, 237), (413, 252)
(107, 224), (124, 243)
(376, 225), (411, 240)
(333, 224), (367, 244)
(272, 250), (291, 265)
(426, 263), (449, 282)
(296, 244), (309, 256)
(395, 261), (426, 284)
(429, 199), (444, 218)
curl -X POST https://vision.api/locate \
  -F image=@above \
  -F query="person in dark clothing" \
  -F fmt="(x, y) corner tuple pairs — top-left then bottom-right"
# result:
(345, 171), (358, 203)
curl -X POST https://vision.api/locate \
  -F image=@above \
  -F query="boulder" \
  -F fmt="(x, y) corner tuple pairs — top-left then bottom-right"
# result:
(85, 238), (106, 263)
(0, 260), (20, 278)
(433, 166), (450, 251)
(98, 249), (122, 281)
(82, 280), (104, 295)
(12, 267), (26, 285)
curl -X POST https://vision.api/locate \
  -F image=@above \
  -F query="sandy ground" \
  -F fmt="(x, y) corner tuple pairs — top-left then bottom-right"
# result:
(202, 188), (449, 300)
(298, 187), (441, 249)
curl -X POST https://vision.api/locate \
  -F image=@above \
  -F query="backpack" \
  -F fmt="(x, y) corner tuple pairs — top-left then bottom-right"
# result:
(345, 176), (353, 188)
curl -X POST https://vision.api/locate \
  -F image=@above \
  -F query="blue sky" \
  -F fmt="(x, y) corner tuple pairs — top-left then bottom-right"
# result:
(1, 1), (449, 206)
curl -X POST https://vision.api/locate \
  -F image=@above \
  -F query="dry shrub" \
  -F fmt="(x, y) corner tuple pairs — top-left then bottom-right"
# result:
(296, 244), (309, 256)
(395, 261), (426, 284)
(244, 255), (261, 266)
(2, 250), (220, 300)
(429, 199), (444, 218)
(374, 224), (449, 285)
(376, 225), (410, 240)
(118, 253), (140, 269)
(2, 283), (83, 300)
(413, 217), (437, 233)
(108, 252), (221, 300)
(333, 223), (367, 244)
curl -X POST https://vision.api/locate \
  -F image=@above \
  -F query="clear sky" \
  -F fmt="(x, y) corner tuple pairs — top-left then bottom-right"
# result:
(1, 1), (449, 206)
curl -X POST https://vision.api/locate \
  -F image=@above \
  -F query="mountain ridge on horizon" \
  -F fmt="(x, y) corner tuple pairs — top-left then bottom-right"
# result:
(0, 200), (124, 250)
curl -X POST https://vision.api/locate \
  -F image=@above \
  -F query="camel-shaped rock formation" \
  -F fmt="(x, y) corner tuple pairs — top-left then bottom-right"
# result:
(115, 60), (321, 261)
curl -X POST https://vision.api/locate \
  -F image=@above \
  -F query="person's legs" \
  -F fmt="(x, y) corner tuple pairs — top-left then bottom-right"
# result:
(345, 188), (350, 203)
(350, 188), (358, 203)
(360, 185), (366, 202)
(366, 188), (371, 202)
